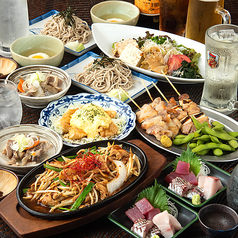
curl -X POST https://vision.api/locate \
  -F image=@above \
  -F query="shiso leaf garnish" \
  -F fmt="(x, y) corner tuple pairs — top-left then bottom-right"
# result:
(135, 180), (170, 213)
(173, 146), (202, 176)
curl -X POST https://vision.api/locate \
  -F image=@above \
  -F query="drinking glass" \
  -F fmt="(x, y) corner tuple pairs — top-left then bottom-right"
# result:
(159, 0), (189, 36)
(200, 24), (238, 115)
(185, 0), (231, 44)
(0, 80), (22, 130)
(0, 0), (29, 57)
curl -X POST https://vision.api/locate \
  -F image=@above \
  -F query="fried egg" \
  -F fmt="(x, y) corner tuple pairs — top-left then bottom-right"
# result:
(28, 52), (50, 59)
(106, 18), (124, 23)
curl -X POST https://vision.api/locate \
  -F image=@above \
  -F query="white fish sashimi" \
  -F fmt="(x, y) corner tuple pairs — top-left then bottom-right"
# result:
(107, 160), (127, 194)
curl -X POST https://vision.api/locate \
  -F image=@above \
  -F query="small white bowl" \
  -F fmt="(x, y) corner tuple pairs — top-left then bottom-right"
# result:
(90, 1), (140, 26)
(10, 35), (64, 67)
(6, 65), (71, 108)
(0, 124), (63, 175)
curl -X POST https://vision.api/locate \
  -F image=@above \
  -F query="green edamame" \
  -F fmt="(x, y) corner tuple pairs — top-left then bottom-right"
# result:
(211, 121), (224, 130)
(203, 126), (237, 141)
(228, 139), (238, 149)
(173, 133), (194, 145)
(193, 135), (211, 141)
(227, 131), (238, 138)
(213, 148), (223, 156)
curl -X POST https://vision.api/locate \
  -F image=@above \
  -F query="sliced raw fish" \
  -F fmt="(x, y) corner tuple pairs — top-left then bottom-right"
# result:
(135, 197), (154, 215)
(168, 213), (183, 231)
(125, 206), (145, 222)
(152, 210), (182, 238)
(148, 225), (162, 237)
(198, 176), (223, 200)
(145, 207), (161, 221)
(185, 186), (204, 199)
(168, 177), (193, 197)
(165, 171), (198, 185)
(175, 160), (190, 174)
(131, 218), (154, 238)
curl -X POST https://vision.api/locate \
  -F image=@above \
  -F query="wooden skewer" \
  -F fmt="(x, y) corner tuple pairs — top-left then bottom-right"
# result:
(141, 78), (153, 102)
(152, 82), (169, 103)
(119, 87), (141, 110)
(161, 70), (181, 96)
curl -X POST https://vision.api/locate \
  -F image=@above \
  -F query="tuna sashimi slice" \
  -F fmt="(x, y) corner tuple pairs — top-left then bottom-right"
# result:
(135, 197), (154, 215)
(175, 160), (190, 174)
(145, 208), (161, 221)
(125, 206), (145, 223)
(131, 218), (154, 238)
(153, 210), (182, 238)
(198, 176), (223, 200)
(165, 171), (198, 185)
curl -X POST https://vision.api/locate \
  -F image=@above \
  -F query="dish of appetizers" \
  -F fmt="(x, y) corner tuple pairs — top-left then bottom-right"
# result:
(92, 23), (205, 84)
(135, 92), (238, 162)
(29, 9), (96, 56)
(108, 180), (198, 238)
(17, 140), (148, 219)
(38, 93), (136, 147)
(157, 147), (230, 207)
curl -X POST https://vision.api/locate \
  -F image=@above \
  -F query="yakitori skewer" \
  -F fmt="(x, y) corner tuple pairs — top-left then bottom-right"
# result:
(119, 87), (141, 110)
(161, 70), (180, 96)
(152, 82), (169, 103)
(141, 78), (154, 102)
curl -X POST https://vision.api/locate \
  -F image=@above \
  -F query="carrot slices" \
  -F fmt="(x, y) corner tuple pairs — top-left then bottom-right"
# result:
(17, 78), (25, 93)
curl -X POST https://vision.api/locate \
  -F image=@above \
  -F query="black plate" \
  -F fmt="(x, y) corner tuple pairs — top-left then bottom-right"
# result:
(157, 159), (230, 208)
(108, 194), (198, 238)
(16, 140), (148, 219)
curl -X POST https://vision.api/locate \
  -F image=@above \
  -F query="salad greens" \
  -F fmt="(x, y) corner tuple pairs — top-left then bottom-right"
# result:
(136, 180), (170, 213)
(173, 146), (202, 176)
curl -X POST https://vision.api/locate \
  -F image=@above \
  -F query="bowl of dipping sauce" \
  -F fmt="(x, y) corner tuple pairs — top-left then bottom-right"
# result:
(198, 204), (238, 238)
(10, 35), (64, 67)
(90, 1), (140, 25)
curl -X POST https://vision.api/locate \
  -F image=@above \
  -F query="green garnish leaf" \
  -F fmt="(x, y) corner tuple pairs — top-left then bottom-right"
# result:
(136, 180), (170, 212)
(23, 188), (29, 194)
(173, 146), (202, 176)
(55, 7), (76, 27)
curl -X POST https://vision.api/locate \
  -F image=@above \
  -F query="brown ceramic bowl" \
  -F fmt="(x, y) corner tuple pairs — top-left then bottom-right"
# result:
(198, 204), (238, 238)
(0, 57), (18, 79)
(0, 168), (19, 200)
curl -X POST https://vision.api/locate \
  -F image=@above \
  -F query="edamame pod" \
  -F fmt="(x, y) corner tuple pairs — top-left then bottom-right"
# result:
(211, 121), (224, 130)
(227, 131), (238, 138)
(203, 126), (237, 141)
(228, 139), (238, 149)
(173, 133), (195, 145)
(213, 148), (223, 156)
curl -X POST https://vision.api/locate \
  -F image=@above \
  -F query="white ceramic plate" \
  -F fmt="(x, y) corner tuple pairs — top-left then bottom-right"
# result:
(29, 10), (96, 56)
(136, 105), (238, 162)
(61, 51), (158, 104)
(38, 93), (136, 147)
(92, 23), (206, 84)
(0, 124), (63, 175)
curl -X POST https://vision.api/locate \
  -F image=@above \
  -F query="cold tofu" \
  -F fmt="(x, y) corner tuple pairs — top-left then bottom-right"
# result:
(198, 176), (223, 200)
(152, 210), (182, 238)
(119, 44), (143, 66)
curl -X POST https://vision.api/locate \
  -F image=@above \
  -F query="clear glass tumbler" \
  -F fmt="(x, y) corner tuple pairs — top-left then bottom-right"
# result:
(0, 80), (22, 130)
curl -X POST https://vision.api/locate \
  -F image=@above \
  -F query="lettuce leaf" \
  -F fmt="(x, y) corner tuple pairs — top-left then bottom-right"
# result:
(135, 180), (170, 212)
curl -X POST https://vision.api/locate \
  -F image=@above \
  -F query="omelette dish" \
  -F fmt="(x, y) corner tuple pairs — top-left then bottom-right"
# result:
(57, 103), (125, 143)
(22, 142), (141, 213)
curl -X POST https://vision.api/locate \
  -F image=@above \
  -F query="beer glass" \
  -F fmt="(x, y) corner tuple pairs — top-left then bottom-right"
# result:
(159, 0), (189, 36)
(185, 0), (231, 44)
(0, 80), (22, 130)
(200, 24), (238, 115)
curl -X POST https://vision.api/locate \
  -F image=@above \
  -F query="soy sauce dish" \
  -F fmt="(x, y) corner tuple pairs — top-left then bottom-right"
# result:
(16, 140), (148, 219)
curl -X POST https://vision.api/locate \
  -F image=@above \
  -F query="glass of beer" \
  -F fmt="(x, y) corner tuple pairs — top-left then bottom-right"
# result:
(159, 0), (189, 36)
(200, 24), (238, 115)
(185, 0), (231, 44)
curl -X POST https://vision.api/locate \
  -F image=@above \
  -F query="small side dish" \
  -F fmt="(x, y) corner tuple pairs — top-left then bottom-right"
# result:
(22, 142), (141, 213)
(0, 57), (18, 79)
(17, 71), (63, 97)
(2, 133), (51, 166)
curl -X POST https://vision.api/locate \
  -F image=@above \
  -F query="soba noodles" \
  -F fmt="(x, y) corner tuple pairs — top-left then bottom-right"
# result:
(41, 15), (91, 45)
(75, 56), (134, 93)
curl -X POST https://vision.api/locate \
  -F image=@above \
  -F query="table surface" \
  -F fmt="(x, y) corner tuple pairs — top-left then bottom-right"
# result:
(1, 1), (238, 237)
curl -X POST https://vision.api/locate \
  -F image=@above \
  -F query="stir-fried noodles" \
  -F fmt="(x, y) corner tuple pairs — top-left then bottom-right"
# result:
(23, 143), (141, 213)
(75, 56), (134, 93)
